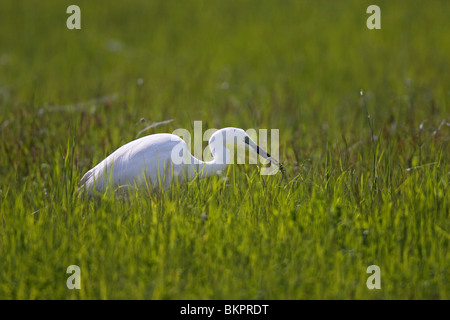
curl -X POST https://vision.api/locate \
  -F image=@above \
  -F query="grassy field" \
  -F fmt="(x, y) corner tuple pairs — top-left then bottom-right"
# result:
(0, 0), (448, 299)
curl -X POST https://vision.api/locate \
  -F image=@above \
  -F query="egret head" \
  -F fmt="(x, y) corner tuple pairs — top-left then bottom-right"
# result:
(208, 127), (284, 175)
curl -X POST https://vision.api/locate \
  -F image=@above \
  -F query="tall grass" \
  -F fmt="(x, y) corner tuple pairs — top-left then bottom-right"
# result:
(0, 0), (448, 299)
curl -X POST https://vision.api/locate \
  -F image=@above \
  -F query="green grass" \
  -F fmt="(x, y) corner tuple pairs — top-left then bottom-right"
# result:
(0, 0), (448, 299)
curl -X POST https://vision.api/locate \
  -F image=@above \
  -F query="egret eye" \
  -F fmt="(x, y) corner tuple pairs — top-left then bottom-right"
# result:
(244, 136), (250, 144)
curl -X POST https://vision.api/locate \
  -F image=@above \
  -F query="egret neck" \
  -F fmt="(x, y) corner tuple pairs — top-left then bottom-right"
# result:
(195, 134), (230, 178)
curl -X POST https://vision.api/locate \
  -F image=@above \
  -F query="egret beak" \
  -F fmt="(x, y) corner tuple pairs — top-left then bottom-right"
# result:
(245, 137), (285, 176)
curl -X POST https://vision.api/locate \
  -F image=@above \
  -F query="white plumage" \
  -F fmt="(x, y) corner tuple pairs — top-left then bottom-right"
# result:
(79, 127), (281, 194)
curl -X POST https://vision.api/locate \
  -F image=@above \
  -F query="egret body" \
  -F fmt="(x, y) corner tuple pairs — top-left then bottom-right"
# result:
(79, 127), (282, 194)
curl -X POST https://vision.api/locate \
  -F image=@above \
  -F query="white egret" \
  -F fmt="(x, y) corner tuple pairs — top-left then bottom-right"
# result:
(79, 127), (283, 194)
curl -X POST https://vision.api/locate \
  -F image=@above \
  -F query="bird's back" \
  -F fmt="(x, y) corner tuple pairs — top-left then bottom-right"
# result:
(79, 133), (187, 193)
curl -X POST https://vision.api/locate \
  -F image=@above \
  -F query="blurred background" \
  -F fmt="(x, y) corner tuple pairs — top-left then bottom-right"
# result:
(1, 1), (449, 169)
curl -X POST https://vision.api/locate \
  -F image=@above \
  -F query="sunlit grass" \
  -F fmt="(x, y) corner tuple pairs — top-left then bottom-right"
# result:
(0, 0), (448, 299)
